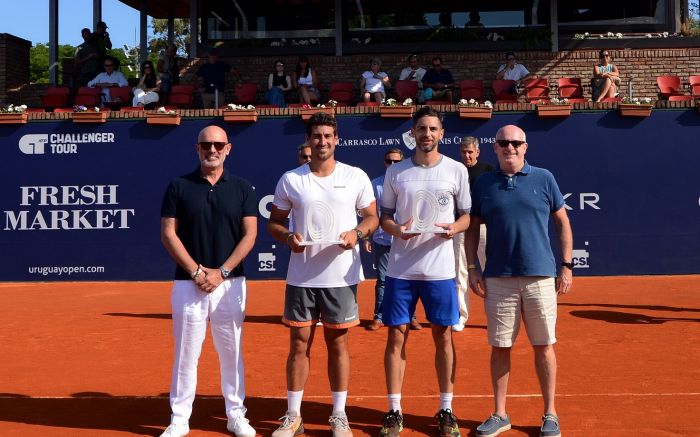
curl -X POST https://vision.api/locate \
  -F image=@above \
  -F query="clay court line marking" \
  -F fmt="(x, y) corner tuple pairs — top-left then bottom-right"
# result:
(3, 393), (699, 400)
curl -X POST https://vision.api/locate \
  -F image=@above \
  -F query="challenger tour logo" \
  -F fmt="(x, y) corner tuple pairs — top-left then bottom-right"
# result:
(19, 132), (116, 155)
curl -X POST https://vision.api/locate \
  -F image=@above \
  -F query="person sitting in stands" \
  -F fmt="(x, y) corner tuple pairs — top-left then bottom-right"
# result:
(133, 60), (161, 107)
(398, 54), (427, 102)
(292, 56), (320, 105)
(87, 58), (128, 103)
(422, 56), (456, 103)
(266, 59), (292, 107)
(496, 52), (531, 82)
(157, 44), (180, 97)
(592, 50), (620, 102)
(361, 58), (391, 104)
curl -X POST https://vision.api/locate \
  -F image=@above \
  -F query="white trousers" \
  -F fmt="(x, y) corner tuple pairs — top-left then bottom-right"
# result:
(132, 88), (160, 106)
(169, 277), (247, 425)
(453, 224), (487, 322)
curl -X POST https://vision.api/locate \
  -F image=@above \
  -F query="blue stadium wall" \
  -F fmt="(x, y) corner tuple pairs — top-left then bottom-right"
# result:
(1, 110), (699, 281)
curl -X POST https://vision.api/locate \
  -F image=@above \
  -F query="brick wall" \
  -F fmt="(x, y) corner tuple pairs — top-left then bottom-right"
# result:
(4, 45), (700, 107)
(0, 33), (31, 106)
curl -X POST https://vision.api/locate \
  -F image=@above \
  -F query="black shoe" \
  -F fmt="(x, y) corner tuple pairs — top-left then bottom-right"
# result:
(434, 408), (460, 437)
(379, 410), (404, 437)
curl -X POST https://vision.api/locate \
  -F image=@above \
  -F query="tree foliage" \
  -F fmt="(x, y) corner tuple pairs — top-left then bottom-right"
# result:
(29, 43), (78, 84)
(150, 18), (191, 57)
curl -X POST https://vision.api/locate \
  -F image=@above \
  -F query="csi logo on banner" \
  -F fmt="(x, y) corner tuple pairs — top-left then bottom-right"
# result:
(19, 133), (116, 155)
(572, 249), (590, 269)
(258, 251), (276, 271)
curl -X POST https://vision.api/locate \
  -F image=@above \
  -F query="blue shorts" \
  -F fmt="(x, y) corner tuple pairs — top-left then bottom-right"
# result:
(382, 277), (459, 327)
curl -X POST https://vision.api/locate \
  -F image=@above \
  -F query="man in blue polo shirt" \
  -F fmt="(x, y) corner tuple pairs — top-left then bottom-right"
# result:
(466, 124), (573, 437)
(159, 125), (258, 437)
(422, 56), (456, 103)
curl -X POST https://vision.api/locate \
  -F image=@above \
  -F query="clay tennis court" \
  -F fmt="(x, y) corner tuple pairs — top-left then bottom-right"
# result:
(0, 275), (698, 436)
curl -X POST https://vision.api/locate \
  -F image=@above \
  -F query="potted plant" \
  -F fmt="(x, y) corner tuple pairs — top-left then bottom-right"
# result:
(379, 98), (415, 118)
(0, 104), (28, 124)
(536, 97), (572, 118)
(299, 101), (336, 120)
(619, 97), (654, 117)
(457, 99), (493, 120)
(72, 105), (108, 123)
(223, 103), (258, 123)
(146, 107), (181, 126)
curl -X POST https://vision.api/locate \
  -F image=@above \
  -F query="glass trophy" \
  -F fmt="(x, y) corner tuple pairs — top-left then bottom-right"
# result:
(403, 190), (448, 234)
(298, 201), (344, 246)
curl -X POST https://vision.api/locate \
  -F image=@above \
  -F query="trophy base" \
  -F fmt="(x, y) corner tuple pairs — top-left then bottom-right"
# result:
(298, 240), (344, 246)
(402, 229), (448, 234)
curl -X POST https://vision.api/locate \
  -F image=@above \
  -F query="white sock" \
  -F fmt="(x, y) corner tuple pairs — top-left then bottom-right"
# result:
(287, 390), (304, 415)
(439, 392), (453, 412)
(388, 393), (402, 413)
(331, 391), (347, 413)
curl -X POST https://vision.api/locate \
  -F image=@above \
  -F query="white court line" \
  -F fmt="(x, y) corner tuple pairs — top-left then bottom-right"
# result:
(3, 393), (699, 400)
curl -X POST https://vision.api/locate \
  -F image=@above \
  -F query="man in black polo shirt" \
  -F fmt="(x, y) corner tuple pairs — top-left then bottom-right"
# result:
(452, 136), (494, 332)
(159, 125), (258, 437)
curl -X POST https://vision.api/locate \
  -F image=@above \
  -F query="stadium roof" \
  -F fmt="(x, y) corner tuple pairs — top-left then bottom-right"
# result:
(117, 0), (191, 19)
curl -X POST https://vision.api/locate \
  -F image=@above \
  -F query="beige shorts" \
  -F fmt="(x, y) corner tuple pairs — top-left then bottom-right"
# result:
(484, 276), (557, 347)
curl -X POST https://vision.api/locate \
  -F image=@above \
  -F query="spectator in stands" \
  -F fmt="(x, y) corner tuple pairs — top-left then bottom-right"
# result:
(466, 11), (485, 27)
(360, 58), (391, 104)
(157, 44), (180, 96)
(132, 60), (161, 107)
(398, 54), (426, 102)
(592, 50), (620, 102)
(87, 58), (128, 103)
(197, 49), (240, 109)
(422, 56), (456, 103)
(292, 56), (320, 105)
(496, 52), (531, 82)
(267, 59), (292, 107)
(92, 21), (112, 63)
(74, 28), (101, 88)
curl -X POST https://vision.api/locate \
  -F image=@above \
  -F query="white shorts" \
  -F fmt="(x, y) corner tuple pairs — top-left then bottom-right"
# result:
(484, 276), (557, 347)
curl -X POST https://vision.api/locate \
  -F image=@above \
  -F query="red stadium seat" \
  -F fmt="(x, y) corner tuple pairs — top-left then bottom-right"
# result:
(108, 86), (132, 105)
(689, 75), (700, 98)
(491, 80), (518, 102)
(524, 78), (550, 103)
(328, 82), (354, 106)
(394, 80), (419, 102)
(41, 86), (70, 109)
(233, 83), (258, 106)
(168, 84), (194, 108)
(74, 87), (101, 107)
(557, 77), (586, 101)
(656, 75), (683, 100)
(668, 95), (693, 102)
(459, 80), (484, 101)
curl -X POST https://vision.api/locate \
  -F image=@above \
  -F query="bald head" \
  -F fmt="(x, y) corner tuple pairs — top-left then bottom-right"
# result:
(198, 125), (229, 144)
(495, 124), (526, 142)
(493, 124), (528, 174)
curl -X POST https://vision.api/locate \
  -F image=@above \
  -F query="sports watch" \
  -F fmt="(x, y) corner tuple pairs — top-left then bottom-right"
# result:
(561, 261), (574, 270)
(354, 228), (365, 240)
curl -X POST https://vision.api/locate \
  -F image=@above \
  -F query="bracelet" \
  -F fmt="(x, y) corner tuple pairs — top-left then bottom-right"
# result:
(467, 264), (478, 270)
(191, 265), (203, 279)
(285, 232), (295, 245)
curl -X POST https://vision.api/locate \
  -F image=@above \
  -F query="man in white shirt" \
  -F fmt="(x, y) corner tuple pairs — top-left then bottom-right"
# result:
(496, 51), (532, 82)
(87, 59), (128, 103)
(398, 54), (427, 102)
(378, 106), (471, 437)
(268, 112), (378, 437)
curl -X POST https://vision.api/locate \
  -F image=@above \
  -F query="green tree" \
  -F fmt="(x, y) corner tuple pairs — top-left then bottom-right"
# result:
(150, 18), (191, 57)
(29, 43), (78, 84)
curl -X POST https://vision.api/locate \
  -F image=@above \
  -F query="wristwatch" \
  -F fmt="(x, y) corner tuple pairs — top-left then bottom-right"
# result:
(354, 228), (364, 240)
(561, 261), (574, 270)
(220, 266), (232, 278)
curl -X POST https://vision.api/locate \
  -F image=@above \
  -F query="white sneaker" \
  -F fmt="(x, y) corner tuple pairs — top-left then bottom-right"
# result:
(228, 409), (256, 437)
(452, 322), (465, 332)
(160, 423), (189, 437)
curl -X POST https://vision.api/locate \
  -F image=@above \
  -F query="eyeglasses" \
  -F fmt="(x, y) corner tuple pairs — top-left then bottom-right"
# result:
(198, 141), (228, 151)
(496, 139), (525, 148)
(299, 154), (311, 160)
(385, 158), (402, 164)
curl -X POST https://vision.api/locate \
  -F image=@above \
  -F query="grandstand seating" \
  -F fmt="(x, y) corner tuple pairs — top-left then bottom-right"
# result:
(328, 82), (354, 106)
(233, 83), (258, 105)
(168, 85), (194, 108)
(689, 75), (700, 99)
(73, 87), (101, 107)
(524, 78), (550, 103)
(41, 87), (70, 109)
(459, 80), (484, 101)
(557, 78), (587, 103)
(395, 80), (419, 102)
(491, 80), (518, 102)
(656, 75), (683, 100)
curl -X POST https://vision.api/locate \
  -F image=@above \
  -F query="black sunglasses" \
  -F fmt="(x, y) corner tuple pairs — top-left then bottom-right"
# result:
(496, 140), (526, 148)
(299, 154), (311, 160)
(198, 141), (228, 151)
(385, 159), (402, 164)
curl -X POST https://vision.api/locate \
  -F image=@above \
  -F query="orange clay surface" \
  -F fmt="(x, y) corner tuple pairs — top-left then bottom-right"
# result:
(0, 276), (698, 436)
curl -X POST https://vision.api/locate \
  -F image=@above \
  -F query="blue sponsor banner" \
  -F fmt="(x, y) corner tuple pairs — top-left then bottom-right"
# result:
(1, 110), (699, 281)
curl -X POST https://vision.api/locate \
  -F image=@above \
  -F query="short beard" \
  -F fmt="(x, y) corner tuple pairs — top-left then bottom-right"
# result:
(418, 142), (437, 153)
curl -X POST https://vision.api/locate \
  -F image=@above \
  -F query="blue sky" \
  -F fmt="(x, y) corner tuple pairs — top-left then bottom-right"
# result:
(0, 0), (152, 49)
